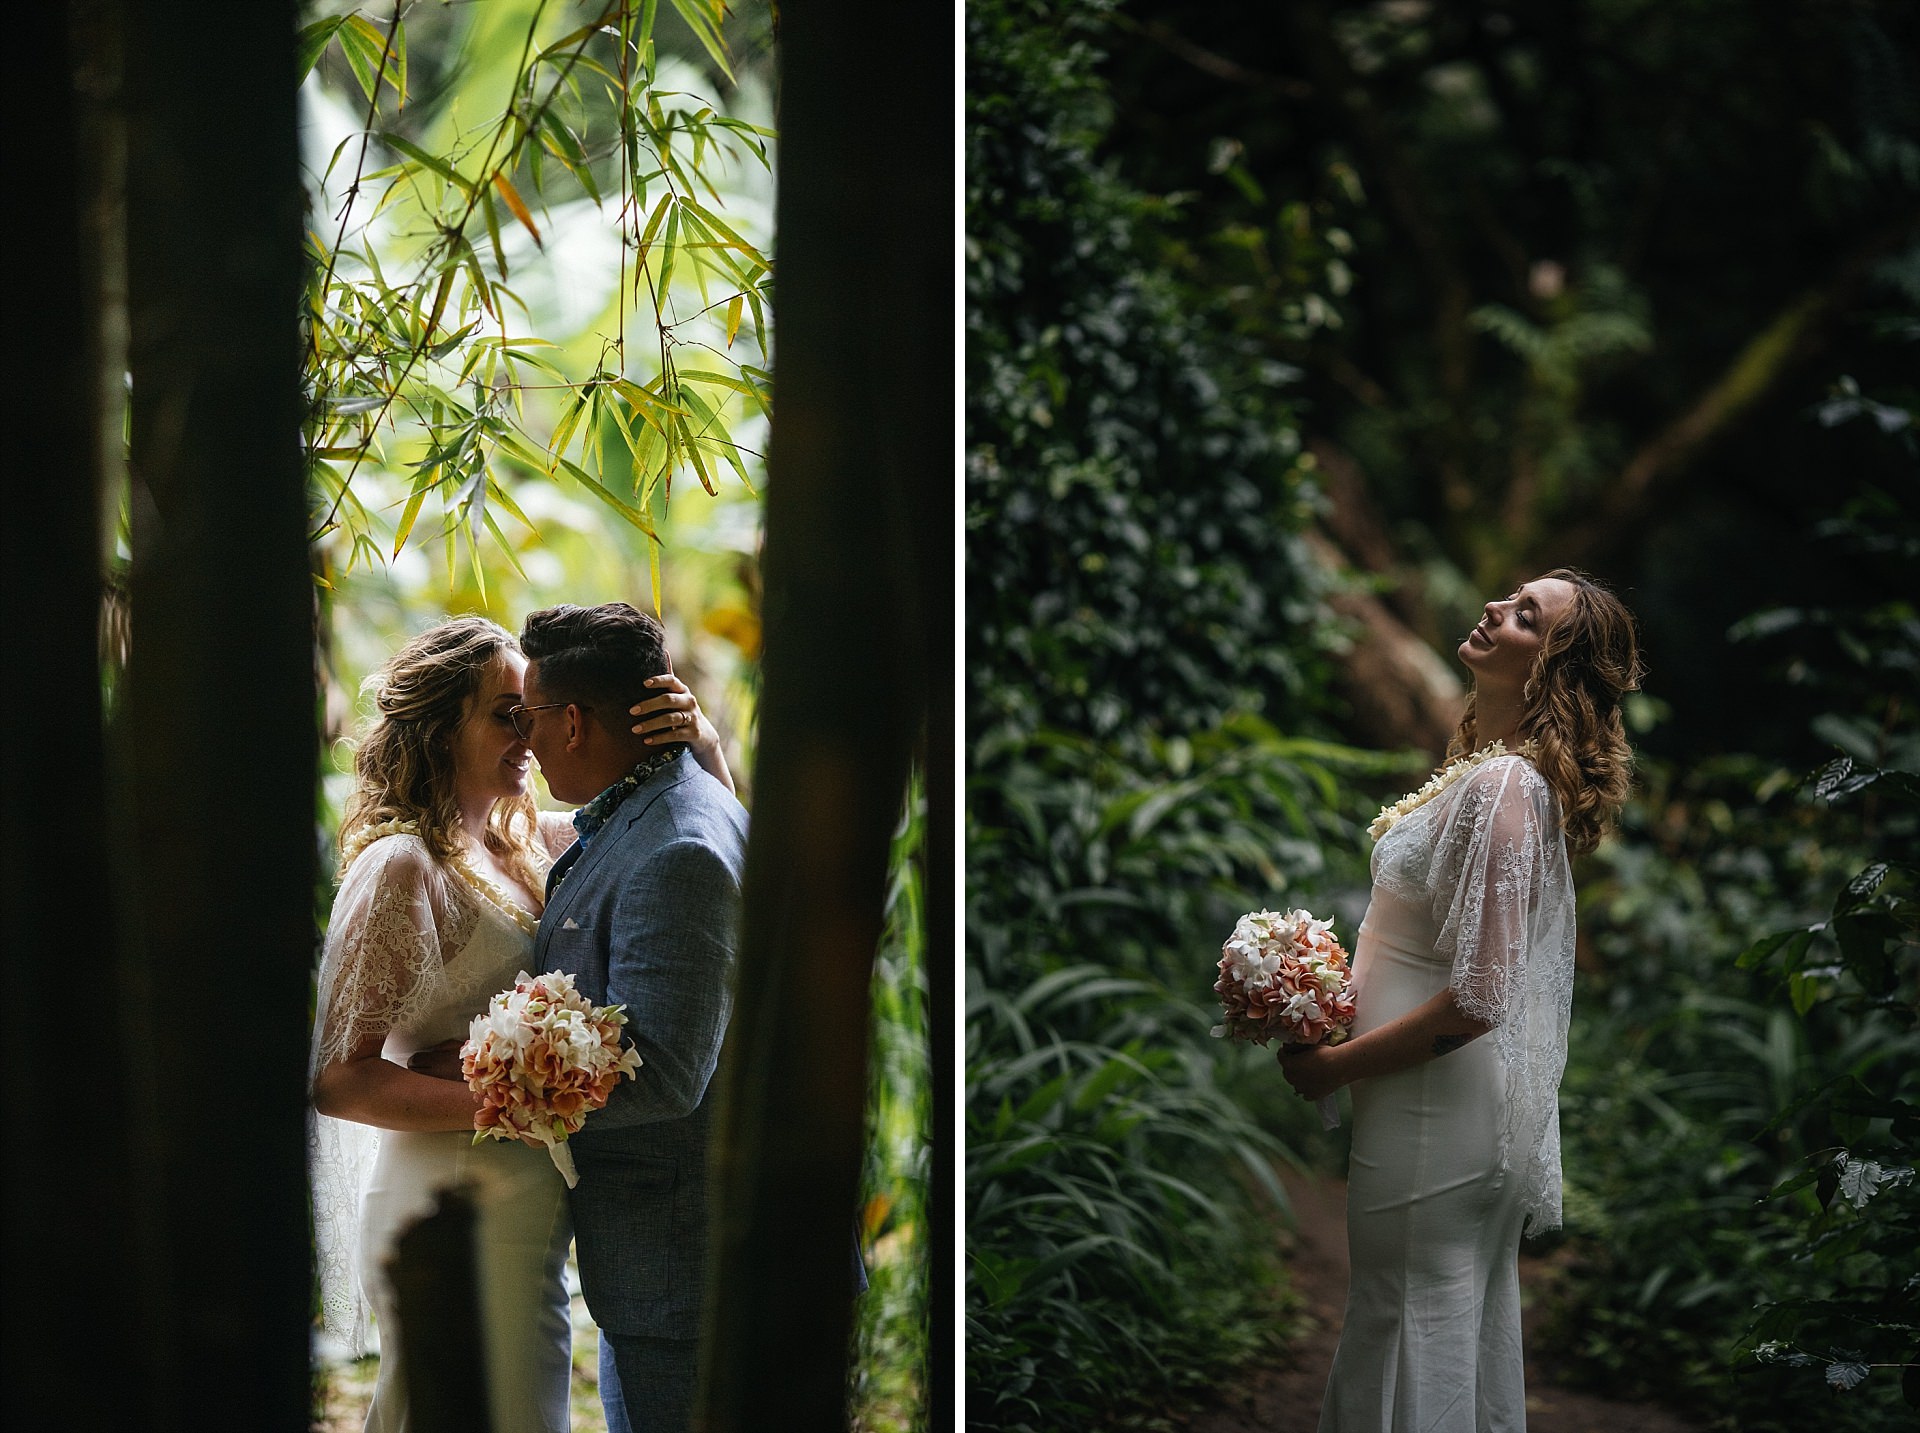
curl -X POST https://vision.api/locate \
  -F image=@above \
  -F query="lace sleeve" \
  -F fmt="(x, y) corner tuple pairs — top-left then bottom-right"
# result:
(1421, 754), (1577, 1235)
(1425, 757), (1556, 1026)
(537, 809), (578, 864)
(307, 835), (449, 1356)
(309, 836), (448, 1077)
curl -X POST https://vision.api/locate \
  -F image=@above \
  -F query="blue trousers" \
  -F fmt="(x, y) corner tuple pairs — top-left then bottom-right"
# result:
(599, 1330), (699, 1433)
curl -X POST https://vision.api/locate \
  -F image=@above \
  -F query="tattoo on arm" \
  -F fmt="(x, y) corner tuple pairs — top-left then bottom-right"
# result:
(1431, 1033), (1470, 1058)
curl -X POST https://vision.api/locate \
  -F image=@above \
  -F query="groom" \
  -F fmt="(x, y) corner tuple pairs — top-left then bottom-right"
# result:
(515, 601), (749, 1433)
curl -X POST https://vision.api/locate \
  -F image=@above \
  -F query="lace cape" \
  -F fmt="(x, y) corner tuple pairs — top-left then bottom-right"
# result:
(307, 824), (565, 1354)
(1370, 754), (1576, 1235)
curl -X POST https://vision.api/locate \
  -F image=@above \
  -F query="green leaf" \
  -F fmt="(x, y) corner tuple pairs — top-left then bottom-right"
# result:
(482, 510), (529, 580)
(381, 132), (475, 196)
(634, 193), (672, 272)
(296, 17), (346, 85)
(338, 15), (399, 107)
(668, 0), (735, 83)
(657, 206), (680, 296)
(537, 110), (602, 204)
(548, 390), (590, 470)
(480, 189), (508, 279)
(483, 476), (536, 534)
(392, 464), (435, 557)
(1736, 930), (1794, 971)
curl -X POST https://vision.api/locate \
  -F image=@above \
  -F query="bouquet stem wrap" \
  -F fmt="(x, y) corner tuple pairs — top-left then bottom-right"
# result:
(461, 970), (643, 1189)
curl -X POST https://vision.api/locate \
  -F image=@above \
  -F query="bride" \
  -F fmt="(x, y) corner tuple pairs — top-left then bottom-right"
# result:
(307, 615), (732, 1431)
(1279, 567), (1643, 1432)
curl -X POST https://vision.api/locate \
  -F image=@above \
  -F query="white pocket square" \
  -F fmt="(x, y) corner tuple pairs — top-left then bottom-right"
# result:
(561, 917), (582, 930)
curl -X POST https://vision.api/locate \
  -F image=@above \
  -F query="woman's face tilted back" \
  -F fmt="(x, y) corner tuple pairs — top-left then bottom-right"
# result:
(1457, 577), (1576, 692)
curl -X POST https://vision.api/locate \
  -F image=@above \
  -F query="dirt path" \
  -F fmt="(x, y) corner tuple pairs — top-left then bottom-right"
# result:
(1177, 1170), (1704, 1433)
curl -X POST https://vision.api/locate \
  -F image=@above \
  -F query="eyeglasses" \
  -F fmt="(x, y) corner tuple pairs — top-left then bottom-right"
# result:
(506, 702), (590, 740)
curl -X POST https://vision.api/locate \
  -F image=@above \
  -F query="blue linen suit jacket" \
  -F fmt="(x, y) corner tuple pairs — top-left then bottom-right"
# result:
(535, 749), (749, 1340)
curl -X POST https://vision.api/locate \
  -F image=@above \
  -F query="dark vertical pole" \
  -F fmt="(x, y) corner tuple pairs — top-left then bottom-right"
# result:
(701, 0), (953, 1427)
(0, 1), (145, 1420)
(389, 1188), (495, 1433)
(122, 2), (315, 1426)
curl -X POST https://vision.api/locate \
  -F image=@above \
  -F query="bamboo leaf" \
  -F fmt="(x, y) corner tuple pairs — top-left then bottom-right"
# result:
(392, 464), (436, 557)
(491, 174), (543, 248)
(296, 17), (346, 85)
(484, 475), (537, 533)
(480, 189), (508, 279)
(658, 207), (680, 296)
(744, 285), (767, 353)
(634, 193), (671, 269)
(724, 294), (743, 348)
(536, 21), (604, 63)
(548, 390), (590, 469)
(381, 132), (474, 195)
(677, 416), (718, 495)
(338, 15), (399, 106)
(482, 510), (530, 581)
(682, 198), (758, 258)
(537, 111), (602, 203)
(612, 376), (688, 425)
(429, 319), (480, 361)
(389, 15), (407, 108)
(423, 267), (456, 340)
(668, 0), (734, 83)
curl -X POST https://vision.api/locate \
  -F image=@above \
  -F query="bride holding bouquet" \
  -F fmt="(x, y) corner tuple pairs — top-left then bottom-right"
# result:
(307, 615), (731, 1431)
(1277, 567), (1643, 1432)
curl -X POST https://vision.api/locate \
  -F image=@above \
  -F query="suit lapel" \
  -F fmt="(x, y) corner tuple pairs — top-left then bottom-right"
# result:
(538, 753), (700, 938)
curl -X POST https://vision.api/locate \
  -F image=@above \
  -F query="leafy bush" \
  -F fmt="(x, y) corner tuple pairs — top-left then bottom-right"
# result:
(965, 723), (1393, 1428)
(966, 0), (1332, 748)
(1538, 373), (1919, 1429)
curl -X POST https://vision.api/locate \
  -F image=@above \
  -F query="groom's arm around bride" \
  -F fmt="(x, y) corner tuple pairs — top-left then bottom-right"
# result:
(516, 601), (750, 1433)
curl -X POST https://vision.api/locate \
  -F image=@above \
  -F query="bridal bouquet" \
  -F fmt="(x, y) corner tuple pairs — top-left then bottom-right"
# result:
(461, 969), (643, 1188)
(1211, 907), (1357, 1128)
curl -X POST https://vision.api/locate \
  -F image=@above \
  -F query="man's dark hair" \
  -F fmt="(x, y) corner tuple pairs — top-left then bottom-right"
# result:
(520, 603), (670, 732)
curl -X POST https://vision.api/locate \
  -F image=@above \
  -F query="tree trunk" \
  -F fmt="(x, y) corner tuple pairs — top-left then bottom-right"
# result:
(699, 0), (951, 1427)
(120, 1), (315, 1424)
(1304, 531), (1464, 762)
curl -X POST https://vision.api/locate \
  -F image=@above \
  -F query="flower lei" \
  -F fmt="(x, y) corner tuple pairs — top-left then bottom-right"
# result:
(339, 817), (542, 937)
(1368, 739), (1539, 841)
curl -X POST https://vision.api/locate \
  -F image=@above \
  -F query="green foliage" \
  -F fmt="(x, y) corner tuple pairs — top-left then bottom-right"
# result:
(1539, 750), (1910, 1428)
(966, 721), (1393, 1428)
(966, 0), (1331, 747)
(965, 3), (1389, 1423)
(294, 9), (930, 1422)
(964, 3), (1403, 1422)
(300, 0), (774, 610)
(854, 782), (934, 1432)
(1539, 370), (1919, 1429)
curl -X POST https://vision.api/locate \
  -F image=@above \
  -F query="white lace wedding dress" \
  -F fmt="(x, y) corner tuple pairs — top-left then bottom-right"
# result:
(1319, 753), (1576, 1433)
(309, 825), (575, 1433)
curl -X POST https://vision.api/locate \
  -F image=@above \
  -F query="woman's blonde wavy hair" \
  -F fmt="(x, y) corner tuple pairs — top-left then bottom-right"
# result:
(1447, 567), (1646, 856)
(337, 616), (546, 896)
